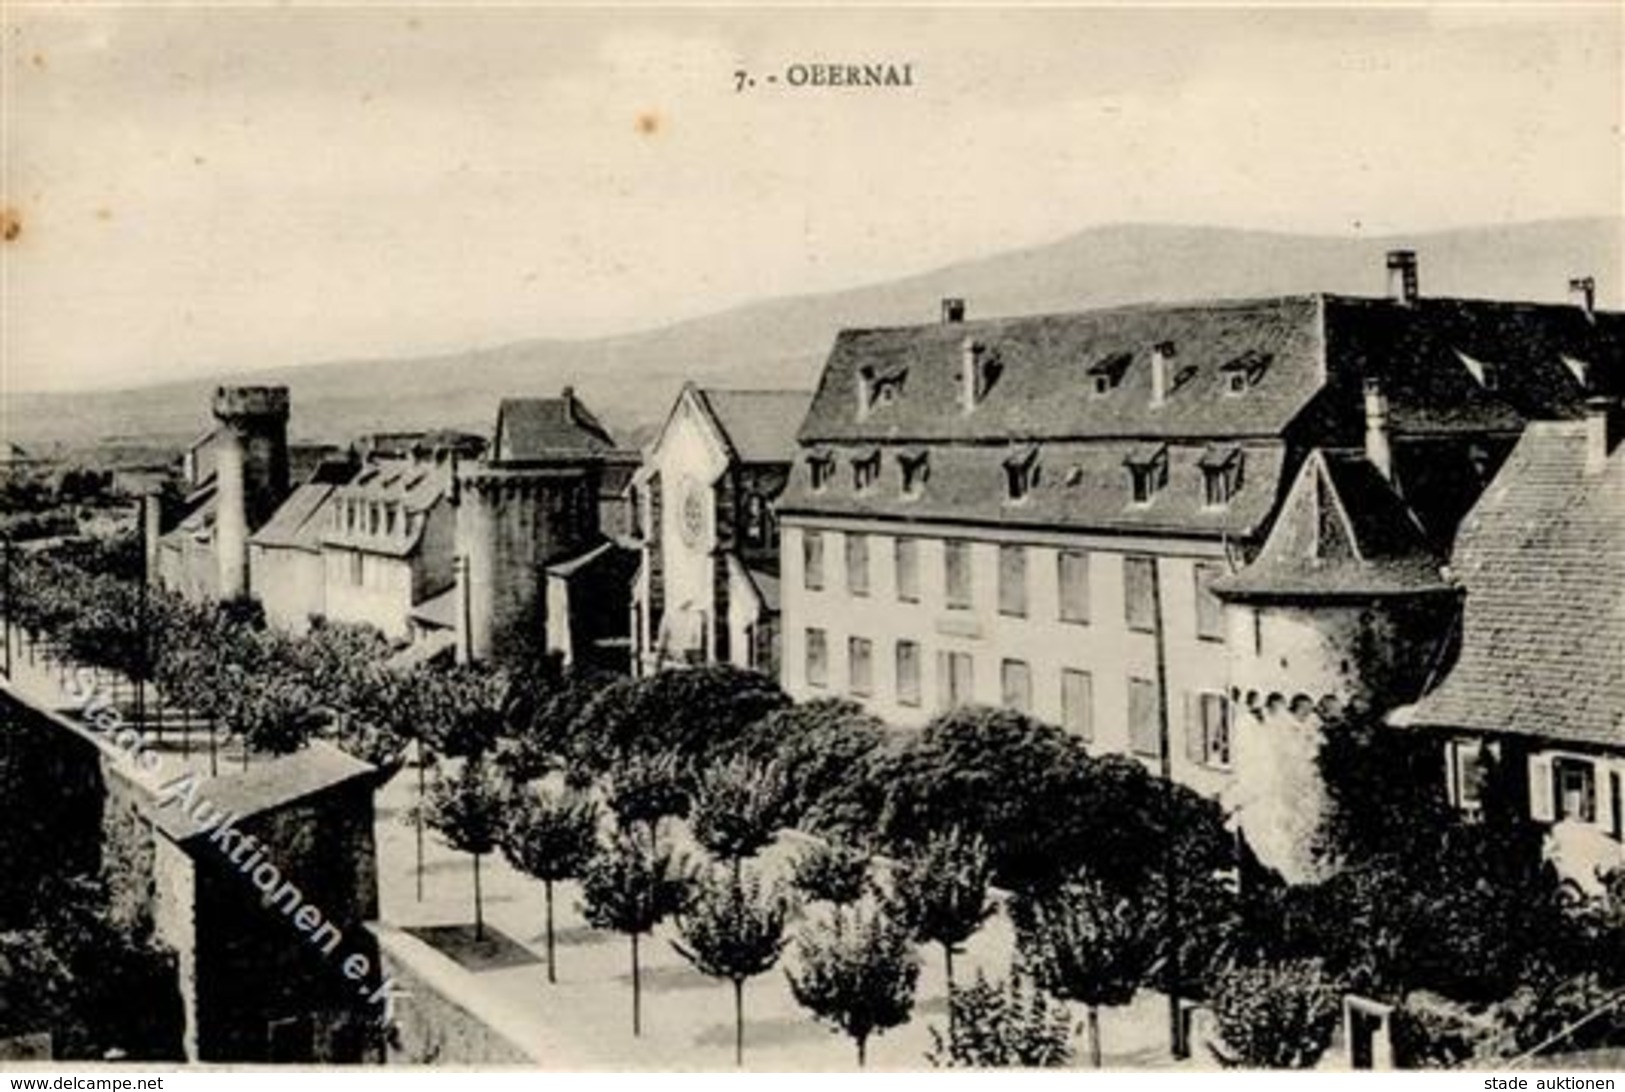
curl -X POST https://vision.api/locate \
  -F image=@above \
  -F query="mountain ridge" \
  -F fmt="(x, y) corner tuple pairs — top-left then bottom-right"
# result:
(6, 218), (1618, 452)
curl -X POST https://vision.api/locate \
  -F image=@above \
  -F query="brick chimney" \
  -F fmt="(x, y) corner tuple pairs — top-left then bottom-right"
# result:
(1569, 277), (1596, 321)
(942, 298), (966, 324)
(1150, 341), (1176, 407)
(1586, 395), (1619, 476)
(961, 338), (983, 412)
(1364, 378), (1394, 483)
(1386, 250), (1419, 306)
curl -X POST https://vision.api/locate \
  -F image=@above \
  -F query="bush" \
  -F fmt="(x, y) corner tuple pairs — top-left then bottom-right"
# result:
(569, 665), (789, 772)
(790, 841), (872, 907)
(1210, 958), (1342, 1068)
(926, 969), (1080, 1068)
(737, 699), (889, 835)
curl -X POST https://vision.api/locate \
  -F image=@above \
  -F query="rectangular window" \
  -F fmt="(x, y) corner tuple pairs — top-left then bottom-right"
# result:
(998, 545), (1028, 617)
(809, 456), (835, 492)
(348, 550), (364, 586)
(805, 628), (828, 688)
(1059, 550), (1091, 624)
(1554, 757), (1597, 823)
(1124, 556), (1156, 632)
(896, 641), (921, 707)
(938, 650), (975, 710)
(895, 538), (920, 603)
(1194, 562), (1226, 642)
(1128, 449), (1169, 504)
(1000, 659), (1032, 713)
(1061, 669), (1094, 741)
(1446, 738), (1498, 814)
(945, 541), (973, 609)
(1129, 676), (1162, 758)
(803, 531), (825, 591)
(1185, 692), (1231, 769)
(853, 451), (882, 493)
(846, 534), (870, 597)
(849, 637), (873, 697)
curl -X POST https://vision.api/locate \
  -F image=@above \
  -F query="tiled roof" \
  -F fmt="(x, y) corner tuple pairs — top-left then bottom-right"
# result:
(250, 481), (341, 552)
(798, 296), (1327, 444)
(1396, 421), (1625, 749)
(545, 539), (639, 581)
(693, 388), (813, 464)
(409, 586), (458, 630)
(494, 391), (617, 462)
(798, 295), (1618, 447)
(779, 439), (1287, 539)
(1212, 450), (1454, 599)
(321, 458), (449, 557)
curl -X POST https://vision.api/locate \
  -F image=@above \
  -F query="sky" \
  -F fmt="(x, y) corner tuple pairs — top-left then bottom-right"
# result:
(3, 3), (1621, 393)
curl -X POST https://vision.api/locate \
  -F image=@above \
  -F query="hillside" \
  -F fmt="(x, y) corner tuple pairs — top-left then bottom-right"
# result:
(5, 218), (1618, 454)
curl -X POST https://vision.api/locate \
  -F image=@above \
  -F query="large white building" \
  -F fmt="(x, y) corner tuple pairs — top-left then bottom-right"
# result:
(776, 256), (1617, 805)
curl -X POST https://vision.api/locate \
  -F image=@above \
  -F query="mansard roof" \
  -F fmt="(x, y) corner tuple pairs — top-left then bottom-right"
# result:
(1396, 421), (1625, 749)
(1211, 450), (1454, 600)
(779, 439), (1286, 539)
(797, 294), (1619, 446)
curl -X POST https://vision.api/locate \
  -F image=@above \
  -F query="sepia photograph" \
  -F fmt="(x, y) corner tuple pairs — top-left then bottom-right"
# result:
(1, 0), (1622, 1081)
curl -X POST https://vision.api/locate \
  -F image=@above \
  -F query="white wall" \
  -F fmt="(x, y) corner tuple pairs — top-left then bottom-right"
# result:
(780, 516), (1234, 797)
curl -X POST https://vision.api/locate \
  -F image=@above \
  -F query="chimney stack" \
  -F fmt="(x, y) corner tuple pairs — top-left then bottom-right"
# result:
(1386, 250), (1419, 307)
(1569, 277), (1596, 321)
(961, 338), (982, 412)
(1364, 378), (1394, 483)
(1150, 341), (1176, 407)
(942, 298), (966, 324)
(1585, 395), (1620, 476)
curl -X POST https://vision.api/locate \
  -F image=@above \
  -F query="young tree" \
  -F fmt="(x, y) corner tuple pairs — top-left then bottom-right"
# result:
(926, 968), (1080, 1069)
(786, 904), (920, 1067)
(501, 787), (600, 984)
(578, 833), (693, 1036)
(418, 757), (509, 941)
(671, 866), (792, 1066)
(790, 841), (872, 907)
(689, 755), (791, 882)
(1013, 877), (1150, 1068)
(1209, 958), (1342, 1068)
(887, 827), (995, 1040)
(604, 750), (690, 838)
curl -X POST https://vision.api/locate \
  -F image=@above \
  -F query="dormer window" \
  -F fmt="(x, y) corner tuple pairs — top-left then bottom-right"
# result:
(1088, 352), (1132, 396)
(369, 504), (381, 536)
(809, 452), (835, 492)
(1125, 443), (1169, 505)
(898, 450), (930, 498)
(1221, 350), (1271, 394)
(1004, 445), (1040, 503)
(857, 364), (907, 420)
(853, 449), (882, 493)
(385, 504), (398, 536)
(1199, 445), (1243, 507)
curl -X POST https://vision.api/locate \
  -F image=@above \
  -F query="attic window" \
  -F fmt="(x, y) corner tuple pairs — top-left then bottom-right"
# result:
(1124, 444), (1169, 505)
(1220, 350), (1272, 394)
(1004, 446), (1040, 503)
(1199, 446), (1244, 507)
(853, 449), (882, 494)
(809, 452), (836, 492)
(856, 365), (907, 420)
(898, 450), (930, 498)
(1088, 352), (1132, 396)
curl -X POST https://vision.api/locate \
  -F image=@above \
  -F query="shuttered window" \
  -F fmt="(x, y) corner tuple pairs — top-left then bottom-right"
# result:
(803, 532), (825, 591)
(1061, 669), (1093, 742)
(1194, 562), (1226, 642)
(1184, 692), (1231, 769)
(895, 538), (920, 602)
(1129, 677), (1162, 758)
(938, 651), (974, 710)
(896, 641), (921, 707)
(805, 628), (828, 688)
(1000, 659), (1032, 713)
(846, 534), (870, 597)
(945, 541), (973, 609)
(1124, 556), (1156, 632)
(1058, 550), (1091, 623)
(849, 637), (873, 696)
(998, 545), (1028, 617)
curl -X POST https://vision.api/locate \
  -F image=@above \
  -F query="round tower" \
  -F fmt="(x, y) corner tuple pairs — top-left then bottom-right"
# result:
(1212, 449), (1459, 881)
(211, 386), (290, 601)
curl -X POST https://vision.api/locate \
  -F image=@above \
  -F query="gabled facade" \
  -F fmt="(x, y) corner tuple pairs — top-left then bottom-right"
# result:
(629, 383), (810, 676)
(778, 253), (1619, 804)
(1391, 401), (1625, 890)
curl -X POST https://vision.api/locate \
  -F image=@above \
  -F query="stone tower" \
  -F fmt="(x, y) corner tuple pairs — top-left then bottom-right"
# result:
(1211, 448), (1459, 881)
(211, 386), (291, 601)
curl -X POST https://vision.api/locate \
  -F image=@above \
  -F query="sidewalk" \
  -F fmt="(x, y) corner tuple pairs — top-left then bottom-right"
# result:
(372, 763), (1195, 1070)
